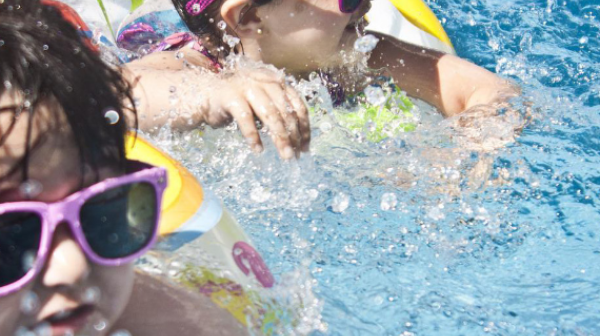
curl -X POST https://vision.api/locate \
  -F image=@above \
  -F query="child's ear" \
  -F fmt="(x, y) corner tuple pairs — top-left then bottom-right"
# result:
(221, 0), (262, 38)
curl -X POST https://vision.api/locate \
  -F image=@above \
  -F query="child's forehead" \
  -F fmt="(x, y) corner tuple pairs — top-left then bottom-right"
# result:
(0, 91), (74, 185)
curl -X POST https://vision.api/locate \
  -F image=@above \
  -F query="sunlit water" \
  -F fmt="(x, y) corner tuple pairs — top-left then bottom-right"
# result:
(144, 0), (600, 334)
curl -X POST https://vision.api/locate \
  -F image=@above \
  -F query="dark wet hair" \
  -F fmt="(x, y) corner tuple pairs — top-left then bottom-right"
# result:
(0, 0), (136, 182)
(171, 0), (272, 57)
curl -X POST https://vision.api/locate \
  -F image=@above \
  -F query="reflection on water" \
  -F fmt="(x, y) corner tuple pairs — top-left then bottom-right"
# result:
(144, 0), (599, 334)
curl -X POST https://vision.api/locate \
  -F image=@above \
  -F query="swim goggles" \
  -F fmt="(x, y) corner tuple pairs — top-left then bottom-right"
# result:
(185, 0), (364, 16)
(0, 161), (167, 297)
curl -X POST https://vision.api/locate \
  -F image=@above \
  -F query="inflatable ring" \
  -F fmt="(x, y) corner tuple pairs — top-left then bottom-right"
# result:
(125, 134), (276, 330)
(365, 0), (455, 54)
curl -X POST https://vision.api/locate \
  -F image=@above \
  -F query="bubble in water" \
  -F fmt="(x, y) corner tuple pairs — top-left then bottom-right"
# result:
(353, 34), (379, 53)
(3, 80), (12, 89)
(217, 20), (227, 30)
(175, 51), (184, 59)
(82, 286), (101, 304)
(110, 330), (132, 336)
(20, 291), (40, 315)
(104, 109), (120, 125)
(19, 180), (42, 199)
(0, 40), (4, 47)
(209, 18), (215, 23)
(363, 86), (387, 106)
(579, 36), (589, 44)
(331, 192), (350, 213)
(223, 34), (240, 48)
(42, 44), (49, 51)
(380, 193), (398, 211)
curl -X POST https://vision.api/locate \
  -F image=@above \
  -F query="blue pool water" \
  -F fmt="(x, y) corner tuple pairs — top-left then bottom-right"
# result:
(153, 0), (600, 334)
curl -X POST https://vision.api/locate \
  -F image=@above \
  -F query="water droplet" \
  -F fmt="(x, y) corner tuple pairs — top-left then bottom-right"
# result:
(0, 40), (4, 47)
(104, 109), (120, 125)
(21, 250), (36, 272)
(32, 322), (52, 336)
(331, 192), (350, 213)
(42, 44), (49, 51)
(223, 34), (240, 48)
(110, 330), (132, 336)
(319, 122), (332, 133)
(354, 34), (379, 53)
(363, 86), (387, 106)
(82, 286), (101, 304)
(3, 80), (12, 89)
(175, 51), (184, 59)
(191, 3), (201, 13)
(250, 186), (272, 203)
(108, 233), (119, 243)
(380, 193), (397, 211)
(19, 180), (42, 199)
(20, 291), (40, 314)
(217, 20), (227, 30)
(14, 326), (35, 336)
(94, 319), (108, 331)
(209, 18), (215, 23)
(169, 86), (177, 93)
(579, 36), (589, 44)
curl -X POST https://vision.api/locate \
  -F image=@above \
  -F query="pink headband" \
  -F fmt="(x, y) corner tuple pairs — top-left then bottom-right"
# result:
(186, 0), (215, 16)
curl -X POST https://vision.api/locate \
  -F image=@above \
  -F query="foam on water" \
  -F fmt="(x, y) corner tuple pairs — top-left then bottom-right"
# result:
(143, 0), (600, 334)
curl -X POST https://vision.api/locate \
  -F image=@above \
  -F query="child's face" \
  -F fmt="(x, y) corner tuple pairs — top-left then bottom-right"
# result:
(0, 92), (134, 336)
(256, 0), (371, 73)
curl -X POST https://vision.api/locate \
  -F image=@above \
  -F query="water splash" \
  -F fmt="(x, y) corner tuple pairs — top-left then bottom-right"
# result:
(353, 34), (379, 53)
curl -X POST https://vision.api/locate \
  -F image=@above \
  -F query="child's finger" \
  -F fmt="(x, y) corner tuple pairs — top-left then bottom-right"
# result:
(263, 84), (302, 157)
(227, 100), (264, 153)
(284, 85), (311, 152)
(246, 88), (295, 160)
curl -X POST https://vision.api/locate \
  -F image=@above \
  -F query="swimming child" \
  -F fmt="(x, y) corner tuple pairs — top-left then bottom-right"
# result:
(0, 1), (246, 335)
(123, 0), (517, 118)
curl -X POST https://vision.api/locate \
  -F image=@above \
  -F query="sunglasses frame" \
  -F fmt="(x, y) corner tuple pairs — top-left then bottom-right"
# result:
(0, 160), (167, 297)
(338, 0), (363, 13)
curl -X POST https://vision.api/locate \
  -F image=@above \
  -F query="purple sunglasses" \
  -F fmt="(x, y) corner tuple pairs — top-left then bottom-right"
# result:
(0, 160), (167, 297)
(185, 0), (364, 16)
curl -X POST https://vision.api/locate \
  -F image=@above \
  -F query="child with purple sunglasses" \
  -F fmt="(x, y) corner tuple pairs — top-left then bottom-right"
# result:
(0, 1), (246, 335)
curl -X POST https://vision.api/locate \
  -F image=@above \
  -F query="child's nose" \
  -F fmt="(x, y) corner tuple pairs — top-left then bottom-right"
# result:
(40, 223), (90, 288)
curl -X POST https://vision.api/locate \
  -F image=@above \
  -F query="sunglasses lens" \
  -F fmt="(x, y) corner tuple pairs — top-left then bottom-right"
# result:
(80, 182), (157, 259)
(340, 0), (361, 13)
(0, 212), (41, 287)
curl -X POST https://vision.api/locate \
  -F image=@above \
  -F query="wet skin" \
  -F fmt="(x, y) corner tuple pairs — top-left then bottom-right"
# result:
(223, 0), (372, 76)
(0, 92), (133, 336)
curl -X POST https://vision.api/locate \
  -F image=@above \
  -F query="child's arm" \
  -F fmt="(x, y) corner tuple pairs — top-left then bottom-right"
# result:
(113, 271), (249, 335)
(369, 34), (518, 117)
(123, 49), (310, 159)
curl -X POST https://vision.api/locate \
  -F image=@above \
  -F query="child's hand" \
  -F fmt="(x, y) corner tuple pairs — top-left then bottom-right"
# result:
(198, 68), (310, 159)
(126, 63), (310, 160)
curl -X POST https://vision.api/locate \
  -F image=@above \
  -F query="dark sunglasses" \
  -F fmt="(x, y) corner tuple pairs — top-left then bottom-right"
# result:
(0, 161), (167, 296)
(339, 0), (364, 13)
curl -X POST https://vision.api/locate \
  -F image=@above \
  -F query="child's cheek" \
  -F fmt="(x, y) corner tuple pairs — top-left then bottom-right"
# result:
(0, 291), (27, 334)
(94, 264), (135, 325)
